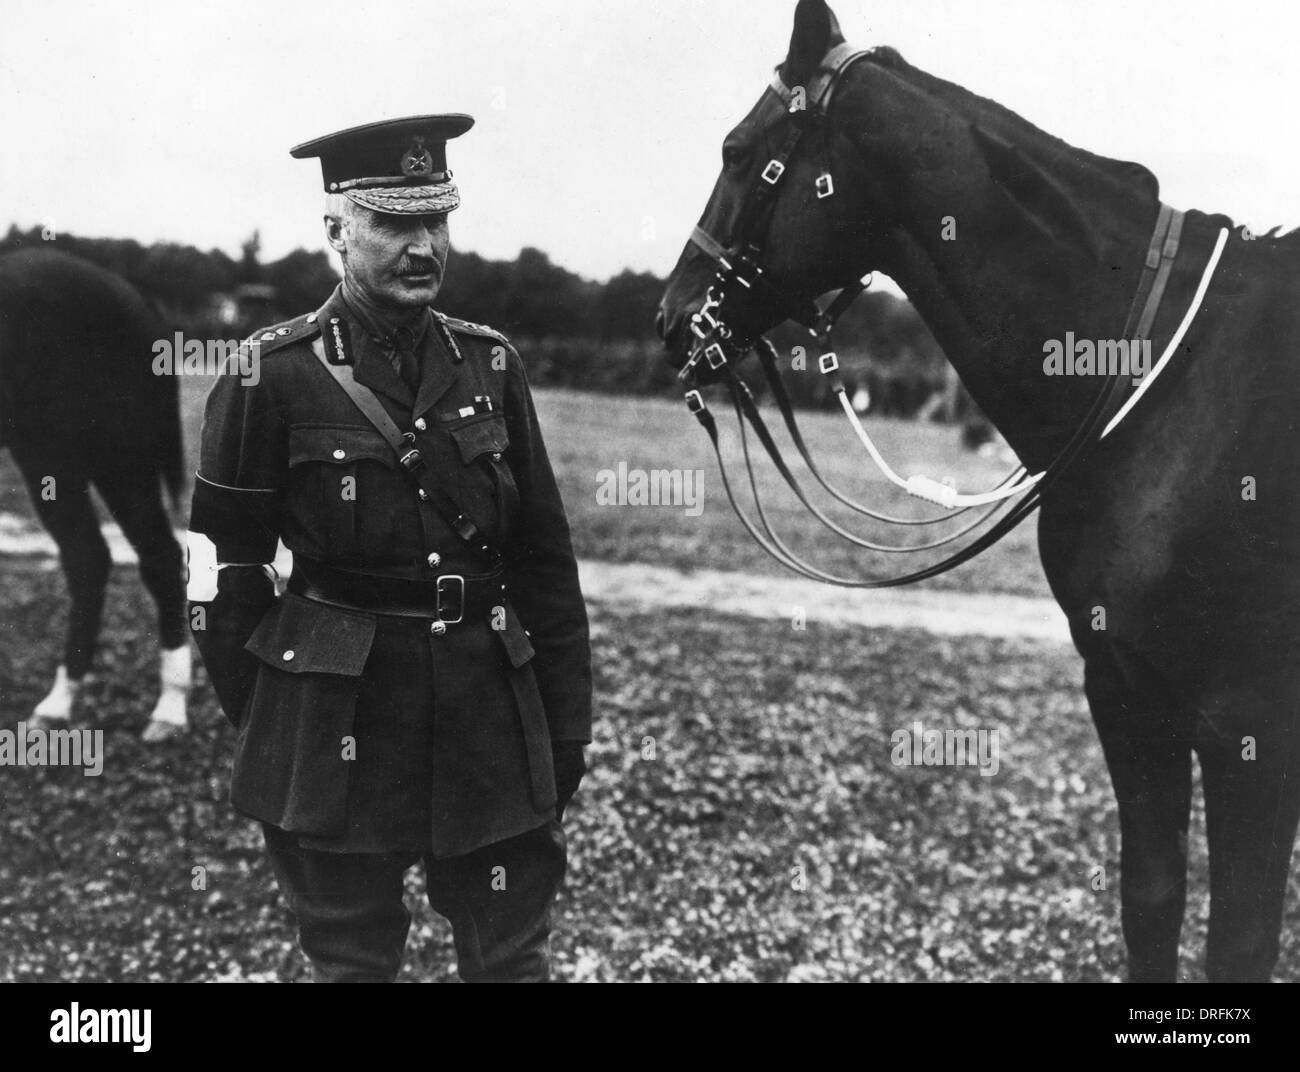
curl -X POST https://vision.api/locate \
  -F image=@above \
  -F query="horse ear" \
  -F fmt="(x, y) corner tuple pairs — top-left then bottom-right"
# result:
(784, 1), (846, 86)
(970, 124), (1102, 263)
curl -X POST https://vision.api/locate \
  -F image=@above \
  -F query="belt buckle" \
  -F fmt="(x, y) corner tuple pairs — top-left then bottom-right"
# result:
(435, 574), (465, 624)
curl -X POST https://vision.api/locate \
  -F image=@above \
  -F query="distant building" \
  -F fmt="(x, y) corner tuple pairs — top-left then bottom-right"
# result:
(215, 283), (281, 333)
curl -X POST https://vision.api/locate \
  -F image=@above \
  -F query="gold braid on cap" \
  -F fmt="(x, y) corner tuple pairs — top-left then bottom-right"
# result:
(346, 182), (460, 214)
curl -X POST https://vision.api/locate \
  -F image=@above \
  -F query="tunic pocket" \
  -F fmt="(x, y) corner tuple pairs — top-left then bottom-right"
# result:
(287, 424), (397, 556)
(446, 412), (509, 464)
(230, 593), (378, 836)
(446, 414), (519, 544)
(288, 423), (396, 469)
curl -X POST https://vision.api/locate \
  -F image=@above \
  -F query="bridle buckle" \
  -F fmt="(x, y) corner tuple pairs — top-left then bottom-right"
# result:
(816, 173), (835, 199)
(761, 159), (786, 185)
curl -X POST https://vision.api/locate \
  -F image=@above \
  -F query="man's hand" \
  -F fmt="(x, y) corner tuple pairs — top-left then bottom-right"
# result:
(552, 741), (587, 821)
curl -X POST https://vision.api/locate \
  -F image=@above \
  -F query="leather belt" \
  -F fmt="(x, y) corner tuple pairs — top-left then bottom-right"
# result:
(288, 556), (506, 623)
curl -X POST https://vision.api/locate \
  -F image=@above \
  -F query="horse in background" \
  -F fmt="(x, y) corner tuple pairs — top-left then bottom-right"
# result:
(658, 0), (1300, 981)
(0, 247), (190, 741)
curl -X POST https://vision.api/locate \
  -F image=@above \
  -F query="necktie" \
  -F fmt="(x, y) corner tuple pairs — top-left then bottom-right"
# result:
(387, 325), (420, 393)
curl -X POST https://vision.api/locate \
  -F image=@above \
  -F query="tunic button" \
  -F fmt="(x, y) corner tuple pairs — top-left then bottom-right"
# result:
(414, 418), (427, 431)
(426, 552), (441, 568)
(332, 448), (346, 460)
(418, 489), (429, 502)
(282, 649), (295, 662)
(430, 621), (447, 636)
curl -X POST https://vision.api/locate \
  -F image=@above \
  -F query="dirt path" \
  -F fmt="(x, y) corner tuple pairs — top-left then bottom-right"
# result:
(0, 512), (1072, 645)
(578, 559), (1070, 643)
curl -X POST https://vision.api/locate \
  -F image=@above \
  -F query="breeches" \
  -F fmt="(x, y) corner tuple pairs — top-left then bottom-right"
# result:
(262, 819), (567, 982)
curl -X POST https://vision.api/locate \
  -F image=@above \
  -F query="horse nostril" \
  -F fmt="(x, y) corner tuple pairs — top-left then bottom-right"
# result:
(654, 308), (667, 340)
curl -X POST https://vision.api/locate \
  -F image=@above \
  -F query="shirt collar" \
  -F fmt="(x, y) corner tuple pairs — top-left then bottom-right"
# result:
(340, 280), (432, 351)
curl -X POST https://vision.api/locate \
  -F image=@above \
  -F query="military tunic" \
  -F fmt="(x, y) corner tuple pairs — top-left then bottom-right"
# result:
(190, 283), (592, 858)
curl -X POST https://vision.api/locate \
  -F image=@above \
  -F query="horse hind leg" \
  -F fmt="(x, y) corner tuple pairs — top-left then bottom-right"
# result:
(1197, 669), (1300, 982)
(17, 463), (112, 725)
(92, 463), (189, 742)
(1086, 658), (1194, 981)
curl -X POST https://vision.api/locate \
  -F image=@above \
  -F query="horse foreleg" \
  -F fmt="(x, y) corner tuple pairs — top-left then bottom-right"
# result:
(20, 468), (111, 725)
(140, 645), (190, 742)
(1197, 668), (1300, 982)
(92, 466), (189, 741)
(1086, 659), (1193, 982)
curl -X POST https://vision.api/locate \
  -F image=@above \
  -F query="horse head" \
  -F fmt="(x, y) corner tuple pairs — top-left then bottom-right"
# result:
(658, 0), (1163, 466)
(657, 0), (883, 377)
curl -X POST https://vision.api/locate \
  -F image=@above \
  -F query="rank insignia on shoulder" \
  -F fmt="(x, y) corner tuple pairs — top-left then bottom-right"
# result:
(432, 311), (465, 363)
(437, 311), (510, 345)
(246, 312), (322, 358)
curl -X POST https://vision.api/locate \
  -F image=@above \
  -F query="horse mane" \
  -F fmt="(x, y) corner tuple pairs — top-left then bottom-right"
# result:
(859, 46), (1158, 202)
(863, 46), (1300, 250)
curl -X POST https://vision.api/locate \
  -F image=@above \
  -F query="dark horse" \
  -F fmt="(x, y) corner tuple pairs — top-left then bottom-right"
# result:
(659, 1), (1299, 981)
(0, 248), (190, 740)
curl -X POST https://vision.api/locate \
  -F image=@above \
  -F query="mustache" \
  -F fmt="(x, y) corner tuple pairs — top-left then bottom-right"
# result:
(397, 256), (440, 276)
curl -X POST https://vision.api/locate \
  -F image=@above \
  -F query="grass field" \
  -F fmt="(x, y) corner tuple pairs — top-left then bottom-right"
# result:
(2, 378), (1295, 982)
(7, 563), (1289, 982)
(0, 377), (1052, 598)
(2, 565), (1296, 982)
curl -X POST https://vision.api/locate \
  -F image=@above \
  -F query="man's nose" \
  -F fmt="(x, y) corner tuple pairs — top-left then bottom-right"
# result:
(407, 220), (443, 250)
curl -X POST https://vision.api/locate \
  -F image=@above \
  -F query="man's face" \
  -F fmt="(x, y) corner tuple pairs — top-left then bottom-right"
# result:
(329, 205), (450, 308)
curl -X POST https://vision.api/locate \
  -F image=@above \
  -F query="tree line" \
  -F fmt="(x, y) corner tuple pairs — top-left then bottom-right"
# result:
(1, 224), (969, 419)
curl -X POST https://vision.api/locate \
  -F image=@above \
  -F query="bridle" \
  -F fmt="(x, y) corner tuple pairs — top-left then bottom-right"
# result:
(681, 42), (871, 382)
(675, 43), (1230, 588)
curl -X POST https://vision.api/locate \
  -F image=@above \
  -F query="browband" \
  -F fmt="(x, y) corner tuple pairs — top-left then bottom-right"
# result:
(769, 43), (872, 114)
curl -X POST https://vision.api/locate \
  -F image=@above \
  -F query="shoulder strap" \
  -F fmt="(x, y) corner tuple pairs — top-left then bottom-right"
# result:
(310, 337), (502, 564)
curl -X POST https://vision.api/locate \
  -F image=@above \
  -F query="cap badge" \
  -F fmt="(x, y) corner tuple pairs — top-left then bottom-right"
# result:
(401, 139), (435, 177)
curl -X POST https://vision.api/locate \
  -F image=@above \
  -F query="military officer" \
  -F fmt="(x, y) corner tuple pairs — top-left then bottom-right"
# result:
(188, 114), (592, 983)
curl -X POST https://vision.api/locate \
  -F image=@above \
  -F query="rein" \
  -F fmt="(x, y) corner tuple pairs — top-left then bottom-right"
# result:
(677, 45), (1230, 586)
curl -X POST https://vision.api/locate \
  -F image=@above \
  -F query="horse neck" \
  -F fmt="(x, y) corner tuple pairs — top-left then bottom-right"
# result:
(845, 66), (1164, 469)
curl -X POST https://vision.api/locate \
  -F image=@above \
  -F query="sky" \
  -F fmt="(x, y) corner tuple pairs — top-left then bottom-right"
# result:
(3, 0), (1299, 283)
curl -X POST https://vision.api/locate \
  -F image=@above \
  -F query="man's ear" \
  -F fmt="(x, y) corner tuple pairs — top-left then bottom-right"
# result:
(324, 214), (347, 254)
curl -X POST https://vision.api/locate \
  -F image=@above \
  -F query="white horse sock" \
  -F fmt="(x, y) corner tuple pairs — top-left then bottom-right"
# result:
(147, 644), (191, 726)
(32, 665), (81, 722)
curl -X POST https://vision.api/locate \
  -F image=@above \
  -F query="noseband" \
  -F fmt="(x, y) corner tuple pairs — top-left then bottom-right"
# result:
(674, 44), (1230, 587)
